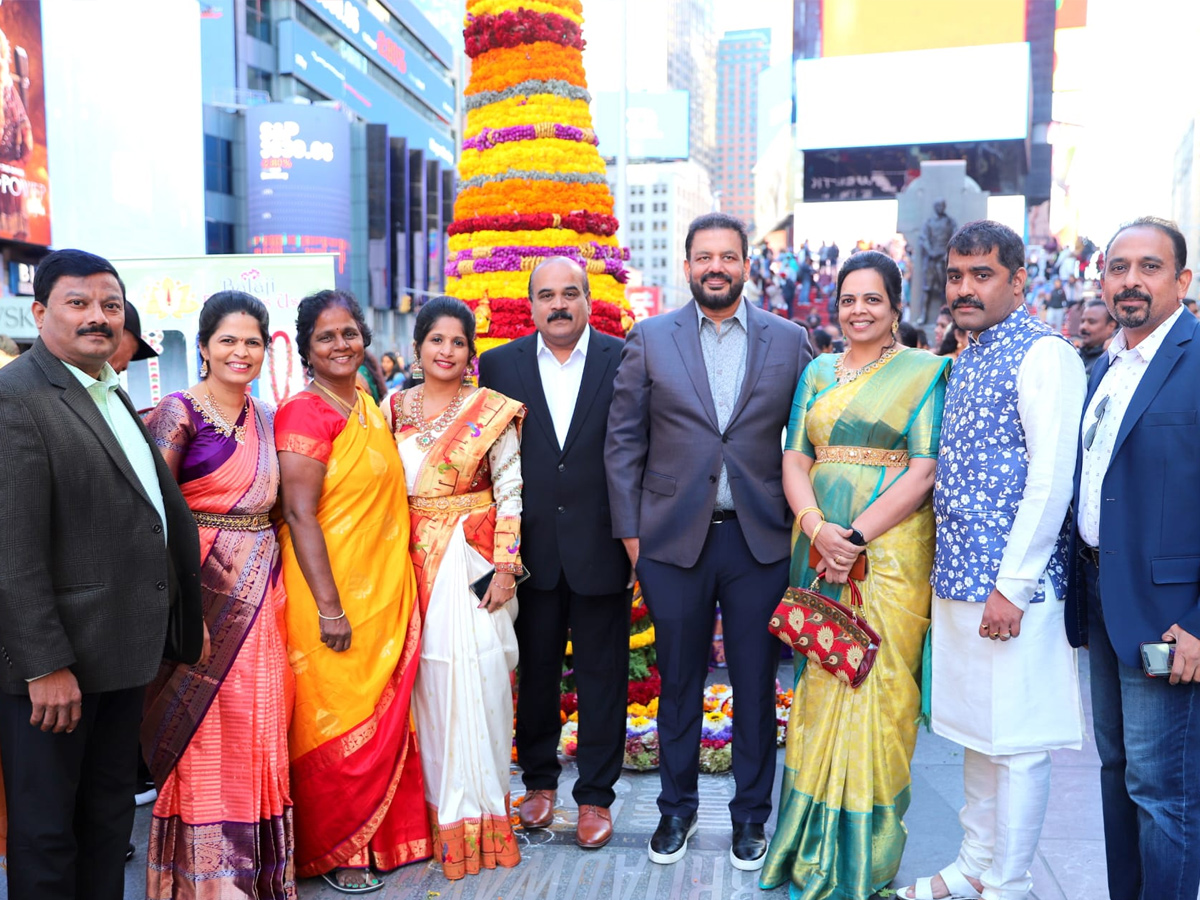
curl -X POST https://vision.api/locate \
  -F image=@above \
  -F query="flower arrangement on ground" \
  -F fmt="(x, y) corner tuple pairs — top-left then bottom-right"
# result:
(699, 685), (734, 774)
(453, 0), (631, 352)
(624, 713), (660, 771)
(775, 680), (793, 747)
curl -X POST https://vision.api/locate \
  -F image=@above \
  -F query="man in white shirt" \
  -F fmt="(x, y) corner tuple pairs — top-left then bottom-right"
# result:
(1066, 217), (1200, 900)
(477, 257), (631, 850)
(906, 221), (1085, 900)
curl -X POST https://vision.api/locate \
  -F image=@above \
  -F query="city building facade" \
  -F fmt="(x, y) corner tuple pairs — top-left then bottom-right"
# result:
(620, 160), (713, 309)
(715, 29), (770, 231)
(201, 0), (459, 346)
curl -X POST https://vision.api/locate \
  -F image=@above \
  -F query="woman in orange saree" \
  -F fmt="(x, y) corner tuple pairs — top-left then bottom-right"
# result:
(387, 297), (525, 881)
(277, 290), (430, 894)
(140, 292), (296, 899)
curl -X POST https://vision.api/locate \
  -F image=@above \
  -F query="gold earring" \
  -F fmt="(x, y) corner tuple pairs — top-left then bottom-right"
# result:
(200, 359), (209, 378)
(891, 319), (899, 335)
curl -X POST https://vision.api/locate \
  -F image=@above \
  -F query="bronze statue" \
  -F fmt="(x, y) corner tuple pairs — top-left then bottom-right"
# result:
(917, 199), (957, 324)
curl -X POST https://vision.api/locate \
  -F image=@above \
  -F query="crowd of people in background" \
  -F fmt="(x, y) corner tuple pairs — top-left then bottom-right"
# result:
(739, 228), (1200, 376)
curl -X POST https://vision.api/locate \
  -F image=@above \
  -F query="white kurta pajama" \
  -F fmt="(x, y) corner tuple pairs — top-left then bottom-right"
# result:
(931, 312), (1086, 900)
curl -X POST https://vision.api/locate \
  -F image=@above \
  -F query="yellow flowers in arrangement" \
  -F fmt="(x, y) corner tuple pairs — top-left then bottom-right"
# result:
(458, 140), (607, 181)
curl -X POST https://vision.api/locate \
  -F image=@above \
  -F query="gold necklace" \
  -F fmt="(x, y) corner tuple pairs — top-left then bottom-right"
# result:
(405, 384), (464, 449)
(834, 341), (901, 386)
(199, 387), (247, 443)
(312, 380), (366, 427)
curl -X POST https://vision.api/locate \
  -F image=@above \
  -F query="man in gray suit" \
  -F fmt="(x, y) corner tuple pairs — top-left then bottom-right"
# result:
(606, 213), (812, 870)
(0, 249), (204, 900)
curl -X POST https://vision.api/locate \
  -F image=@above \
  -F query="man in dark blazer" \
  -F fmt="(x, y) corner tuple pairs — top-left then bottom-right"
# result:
(606, 213), (812, 870)
(0, 249), (203, 900)
(1066, 218), (1200, 900)
(478, 256), (631, 850)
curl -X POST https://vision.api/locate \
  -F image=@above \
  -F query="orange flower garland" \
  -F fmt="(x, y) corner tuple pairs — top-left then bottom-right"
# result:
(465, 43), (587, 96)
(452, 0), (631, 342)
(454, 181), (614, 220)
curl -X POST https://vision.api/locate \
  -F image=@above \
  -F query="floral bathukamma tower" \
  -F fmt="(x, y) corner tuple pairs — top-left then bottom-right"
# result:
(450, 0), (631, 350)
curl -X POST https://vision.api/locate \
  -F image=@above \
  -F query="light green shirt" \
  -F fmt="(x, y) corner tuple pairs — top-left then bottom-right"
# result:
(63, 361), (167, 542)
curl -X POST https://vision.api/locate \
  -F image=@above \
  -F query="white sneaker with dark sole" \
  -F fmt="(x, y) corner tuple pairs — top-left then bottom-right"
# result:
(647, 816), (699, 864)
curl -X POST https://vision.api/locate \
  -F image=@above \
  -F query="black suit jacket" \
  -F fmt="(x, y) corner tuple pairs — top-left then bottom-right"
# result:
(479, 328), (631, 595)
(0, 340), (203, 694)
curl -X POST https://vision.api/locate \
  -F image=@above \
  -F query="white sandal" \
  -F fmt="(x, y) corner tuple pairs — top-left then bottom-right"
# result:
(899, 863), (983, 900)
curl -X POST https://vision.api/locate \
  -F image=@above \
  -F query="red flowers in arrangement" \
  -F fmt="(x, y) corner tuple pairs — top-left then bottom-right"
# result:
(464, 9), (585, 58)
(627, 667), (662, 707)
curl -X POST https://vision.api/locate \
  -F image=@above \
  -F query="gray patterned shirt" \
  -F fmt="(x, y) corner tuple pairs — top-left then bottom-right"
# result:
(697, 299), (748, 510)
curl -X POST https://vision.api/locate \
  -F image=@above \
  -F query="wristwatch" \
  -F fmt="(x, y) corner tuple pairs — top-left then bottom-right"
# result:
(847, 527), (868, 546)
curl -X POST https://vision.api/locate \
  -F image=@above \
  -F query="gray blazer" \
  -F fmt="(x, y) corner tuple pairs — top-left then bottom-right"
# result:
(0, 341), (203, 694)
(605, 301), (812, 568)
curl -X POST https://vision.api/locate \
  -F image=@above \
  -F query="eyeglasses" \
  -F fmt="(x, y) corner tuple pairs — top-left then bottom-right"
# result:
(1083, 395), (1110, 451)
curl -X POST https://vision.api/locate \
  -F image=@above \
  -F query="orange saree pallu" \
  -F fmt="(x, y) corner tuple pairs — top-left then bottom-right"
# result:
(396, 388), (525, 880)
(276, 391), (431, 878)
(141, 394), (296, 899)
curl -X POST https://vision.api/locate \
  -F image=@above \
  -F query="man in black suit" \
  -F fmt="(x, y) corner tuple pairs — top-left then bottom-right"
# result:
(0, 249), (204, 900)
(478, 256), (631, 850)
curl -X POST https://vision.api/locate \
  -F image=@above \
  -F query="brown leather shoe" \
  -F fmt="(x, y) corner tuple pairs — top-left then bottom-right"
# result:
(518, 789), (555, 829)
(575, 804), (613, 849)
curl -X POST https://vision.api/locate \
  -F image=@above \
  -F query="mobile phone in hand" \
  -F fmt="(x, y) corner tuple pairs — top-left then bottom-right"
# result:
(1140, 640), (1175, 677)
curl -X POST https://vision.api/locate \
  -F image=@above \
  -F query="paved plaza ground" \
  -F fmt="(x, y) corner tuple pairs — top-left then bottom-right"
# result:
(4, 655), (1113, 900)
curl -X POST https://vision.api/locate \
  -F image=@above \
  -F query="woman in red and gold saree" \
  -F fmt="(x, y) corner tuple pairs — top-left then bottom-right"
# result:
(387, 297), (525, 881)
(141, 293), (296, 899)
(277, 290), (430, 892)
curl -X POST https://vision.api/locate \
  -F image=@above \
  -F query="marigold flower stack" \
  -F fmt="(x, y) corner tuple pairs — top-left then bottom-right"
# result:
(451, 0), (632, 350)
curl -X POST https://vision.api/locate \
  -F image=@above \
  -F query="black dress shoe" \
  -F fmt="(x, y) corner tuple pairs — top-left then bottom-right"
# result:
(648, 812), (698, 864)
(730, 821), (767, 871)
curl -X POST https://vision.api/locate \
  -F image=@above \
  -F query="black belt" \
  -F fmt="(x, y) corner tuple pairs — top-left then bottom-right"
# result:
(1080, 545), (1101, 568)
(711, 509), (738, 524)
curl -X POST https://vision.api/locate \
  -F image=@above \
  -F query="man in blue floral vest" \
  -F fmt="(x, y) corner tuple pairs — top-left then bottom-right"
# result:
(901, 221), (1087, 900)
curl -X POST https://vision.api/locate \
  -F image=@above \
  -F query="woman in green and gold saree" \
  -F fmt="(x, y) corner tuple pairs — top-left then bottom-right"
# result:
(760, 251), (949, 900)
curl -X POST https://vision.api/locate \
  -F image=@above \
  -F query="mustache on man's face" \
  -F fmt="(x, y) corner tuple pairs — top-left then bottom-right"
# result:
(547, 309), (573, 322)
(77, 325), (114, 338)
(952, 297), (983, 311)
(1113, 288), (1152, 304)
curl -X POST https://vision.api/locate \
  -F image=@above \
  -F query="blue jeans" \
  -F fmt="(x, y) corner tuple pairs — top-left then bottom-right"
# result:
(1084, 557), (1200, 900)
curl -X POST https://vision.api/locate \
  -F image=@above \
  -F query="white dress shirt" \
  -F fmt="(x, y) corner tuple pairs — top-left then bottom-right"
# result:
(1078, 306), (1185, 548)
(64, 360), (167, 541)
(992, 337), (1087, 609)
(536, 325), (590, 447)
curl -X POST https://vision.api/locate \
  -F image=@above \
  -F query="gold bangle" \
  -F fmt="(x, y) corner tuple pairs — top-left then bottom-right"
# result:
(809, 519), (825, 544)
(796, 506), (824, 525)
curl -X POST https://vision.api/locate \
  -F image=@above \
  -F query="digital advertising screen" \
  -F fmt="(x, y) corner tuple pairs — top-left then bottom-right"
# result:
(245, 103), (353, 291)
(110, 253), (337, 411)
(795, 43), (1030, 150)
(820, 0), (1026, 57)
(0, 0), (49, 246)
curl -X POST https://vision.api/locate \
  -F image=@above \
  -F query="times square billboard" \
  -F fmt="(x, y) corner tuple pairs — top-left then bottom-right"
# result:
(246, 103), (351, 291)
(0, 0), (49, 246)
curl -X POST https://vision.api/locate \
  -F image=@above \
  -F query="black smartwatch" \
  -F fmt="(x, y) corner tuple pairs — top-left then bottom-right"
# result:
(847, 527), (868, 546)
